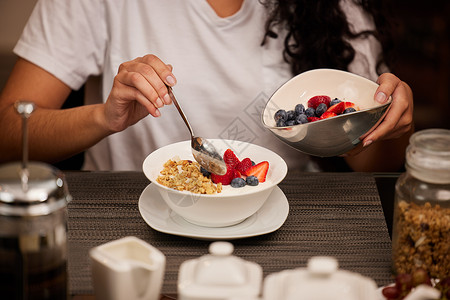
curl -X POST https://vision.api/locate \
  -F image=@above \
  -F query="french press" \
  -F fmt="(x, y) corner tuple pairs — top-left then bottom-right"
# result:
(0, 102), (72, 299)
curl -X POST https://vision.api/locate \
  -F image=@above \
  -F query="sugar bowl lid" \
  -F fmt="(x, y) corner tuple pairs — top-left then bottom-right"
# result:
(178, 241), (262, 300)
(0, 161), (72, 216)
(263, 256), (378, 300)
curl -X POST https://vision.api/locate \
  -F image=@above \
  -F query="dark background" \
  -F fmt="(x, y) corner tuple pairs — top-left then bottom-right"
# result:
(389, 0), (450, 131)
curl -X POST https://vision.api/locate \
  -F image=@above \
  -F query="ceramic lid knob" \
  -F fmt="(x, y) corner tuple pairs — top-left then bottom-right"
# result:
(307, 256), (338, 276)
(209, 241), (234, 256)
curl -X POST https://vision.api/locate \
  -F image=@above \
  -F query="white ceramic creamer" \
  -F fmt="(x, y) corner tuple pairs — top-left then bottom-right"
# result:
(89, 236), (166, 300)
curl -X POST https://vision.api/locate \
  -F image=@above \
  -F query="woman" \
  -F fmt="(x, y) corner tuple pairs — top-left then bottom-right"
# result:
(262, 0), (413, 171)
(0, 0), (413, 172)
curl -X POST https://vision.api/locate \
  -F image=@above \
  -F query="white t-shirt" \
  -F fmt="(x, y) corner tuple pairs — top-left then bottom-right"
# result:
(14, 0), (382, 171)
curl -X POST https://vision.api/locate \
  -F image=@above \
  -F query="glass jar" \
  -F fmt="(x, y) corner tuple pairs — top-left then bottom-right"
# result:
(392, 128), (450, 280)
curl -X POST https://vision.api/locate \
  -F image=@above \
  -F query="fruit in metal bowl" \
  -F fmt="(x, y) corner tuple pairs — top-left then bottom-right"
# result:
(262, 68), (392, 157)
(274, 95), (360, 127)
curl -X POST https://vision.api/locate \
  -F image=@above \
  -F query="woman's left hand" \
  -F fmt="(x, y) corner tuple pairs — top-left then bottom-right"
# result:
(361, 72), (414, 147)
(342, 73), (414, 171)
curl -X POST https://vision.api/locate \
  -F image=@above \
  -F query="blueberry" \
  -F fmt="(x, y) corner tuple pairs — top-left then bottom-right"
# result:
(286, 119), (296, 126)
(246, 175), (259, 186)
(305, 107), (316, 117)
(274, 109), (287, 122)
(315, 103), (328, 117)
(276, 119), (286, 127)
(251, 160), (256, 166)
(200, 167), (210, 178)
(343, 107), (356, 114)
(287, 110), (296, 120)
(231, 177), (246, 188)
(295, 104), (305, 116)
(295, 114), (308, 124)
(330, 98), (342, 106)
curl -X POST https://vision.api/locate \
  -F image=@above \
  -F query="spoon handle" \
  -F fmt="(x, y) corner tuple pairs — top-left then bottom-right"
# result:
(167, 87), (195, 137)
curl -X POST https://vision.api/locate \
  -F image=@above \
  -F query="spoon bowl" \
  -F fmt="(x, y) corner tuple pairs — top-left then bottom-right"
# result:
(191, 137), (227, 175)
(167, 87), (227, 175)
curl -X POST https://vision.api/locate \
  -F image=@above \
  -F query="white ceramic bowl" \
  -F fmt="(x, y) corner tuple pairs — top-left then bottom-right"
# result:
(262, 69), (391, 157)
(142, 140), (288, 227)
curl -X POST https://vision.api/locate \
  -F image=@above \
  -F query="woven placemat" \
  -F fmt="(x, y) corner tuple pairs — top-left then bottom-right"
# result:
(65, 171), (393, 295)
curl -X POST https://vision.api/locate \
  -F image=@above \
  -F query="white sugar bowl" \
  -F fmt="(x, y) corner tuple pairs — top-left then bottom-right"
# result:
(178, 242), (262, 300)
(263, 256), (378, 300)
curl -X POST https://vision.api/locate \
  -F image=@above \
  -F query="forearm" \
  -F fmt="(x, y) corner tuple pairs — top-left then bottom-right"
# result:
(344, 127), (413, 172)
(0, 55), (172, 165)
(0, 103), (111, 164)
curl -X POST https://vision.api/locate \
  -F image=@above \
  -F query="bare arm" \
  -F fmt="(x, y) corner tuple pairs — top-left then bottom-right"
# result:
(0, 58), (112, 163)
(0, 55), (176, 164)
(344, 127), (413, 172)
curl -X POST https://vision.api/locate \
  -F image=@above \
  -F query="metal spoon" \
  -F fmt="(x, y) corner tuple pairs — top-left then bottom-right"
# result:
(166, 87), (227, 175)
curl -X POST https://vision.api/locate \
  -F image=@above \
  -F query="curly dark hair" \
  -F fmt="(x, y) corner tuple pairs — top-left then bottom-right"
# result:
(261, 0), (394, 76)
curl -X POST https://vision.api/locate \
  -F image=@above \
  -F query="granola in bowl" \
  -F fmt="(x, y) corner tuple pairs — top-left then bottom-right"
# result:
(142, 139), (287, 227)
(156, 158), (222, 194)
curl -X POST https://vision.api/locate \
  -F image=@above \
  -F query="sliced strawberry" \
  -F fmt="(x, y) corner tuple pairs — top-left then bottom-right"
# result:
(343, 101), (359, 110)
(319, 111), (337, 120)
(211, 164), (235, 185)
(223, 149), (240, 168)
(236, 158), (252, 174)
(326, 101), (345, 114)
(307, 95), (331, 109)
(245, 161), (269, 183)
(307, 116), (320, 122)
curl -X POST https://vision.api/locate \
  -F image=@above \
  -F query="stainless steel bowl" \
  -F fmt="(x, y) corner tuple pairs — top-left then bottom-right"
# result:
(262, 69), (391, 157)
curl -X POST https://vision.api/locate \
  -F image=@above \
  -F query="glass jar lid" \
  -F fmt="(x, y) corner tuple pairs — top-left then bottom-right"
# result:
(406, 128), (450, 184)
(0, 161), (71, 216)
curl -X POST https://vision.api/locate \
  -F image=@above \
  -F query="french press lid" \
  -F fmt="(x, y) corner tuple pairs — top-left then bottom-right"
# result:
(0, 101), (72, 217)
(0, 162), (71, 217)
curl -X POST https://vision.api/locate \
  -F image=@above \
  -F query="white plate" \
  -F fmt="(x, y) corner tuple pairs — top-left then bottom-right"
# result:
(377, 286), (387, 300)
(138, 183), (289, 240)
(377, 284), (442, 300)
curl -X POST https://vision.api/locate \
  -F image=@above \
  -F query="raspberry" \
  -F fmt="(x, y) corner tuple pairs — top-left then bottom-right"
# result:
(236, 158), (252, 174)
(211, 165), (235, 185)
(223, 149), (240, 168)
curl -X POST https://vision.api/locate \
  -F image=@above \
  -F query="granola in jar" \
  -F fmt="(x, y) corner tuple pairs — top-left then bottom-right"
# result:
(392, 200), (450, 279)
(392, 129), (450, 281)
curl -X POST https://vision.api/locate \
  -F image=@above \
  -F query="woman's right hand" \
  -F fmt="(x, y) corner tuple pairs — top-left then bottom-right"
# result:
(102, 54), (177, 133)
